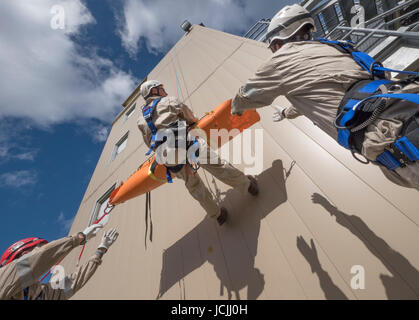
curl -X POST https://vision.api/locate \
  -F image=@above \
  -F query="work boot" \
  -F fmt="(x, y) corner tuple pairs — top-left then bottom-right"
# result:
(217, 207), (228, 226)
(247, 175), (259, 196)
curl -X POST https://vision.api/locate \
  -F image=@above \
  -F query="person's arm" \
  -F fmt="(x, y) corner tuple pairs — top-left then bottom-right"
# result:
(39, 251), (101, 300)
(283, 106), (300, 119)
(180, 103), (199, 125)
(137, 117), (152, 148)
(272, 105), (301, 122)
(0, 234), (83, 300)
(232, 56), (287, 115)
(40, 228), (119, 300)
(0, 224), (102, 300)
(169, 97), (199, 125)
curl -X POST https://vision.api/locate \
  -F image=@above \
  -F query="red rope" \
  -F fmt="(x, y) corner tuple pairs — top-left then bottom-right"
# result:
(76, 204), (115, 266)
(76, 244), (86, 267)
(40, 257), (63, 282)
(40, 204), (115, 282)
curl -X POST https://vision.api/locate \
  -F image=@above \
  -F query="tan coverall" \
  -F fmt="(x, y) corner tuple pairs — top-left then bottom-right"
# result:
(232, 41), (419, 190)
(0, 234), (101, 300)
(137, 95), (251, 219)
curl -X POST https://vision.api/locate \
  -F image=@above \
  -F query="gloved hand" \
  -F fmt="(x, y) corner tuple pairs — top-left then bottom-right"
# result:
(272, 105), (286, 122)
(81, 224), (103, 243)
(98, 228), (119, 251)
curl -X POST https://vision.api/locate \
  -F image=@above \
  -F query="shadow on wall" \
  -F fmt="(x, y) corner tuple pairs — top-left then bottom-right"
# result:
(311, 193), (419, 300)
(157, 159), (289, 300)
(296, 236), (348, 300)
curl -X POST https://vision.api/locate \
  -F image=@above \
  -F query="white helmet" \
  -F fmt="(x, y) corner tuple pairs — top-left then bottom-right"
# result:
(264, 4), (316, 46)
(140, 80), (162, 99)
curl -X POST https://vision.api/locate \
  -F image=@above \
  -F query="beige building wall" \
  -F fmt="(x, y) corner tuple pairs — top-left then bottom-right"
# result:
(61, 25), (419, 300)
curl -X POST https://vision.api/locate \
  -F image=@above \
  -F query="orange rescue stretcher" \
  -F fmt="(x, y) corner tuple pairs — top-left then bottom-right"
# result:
(109, 99), (259, 205)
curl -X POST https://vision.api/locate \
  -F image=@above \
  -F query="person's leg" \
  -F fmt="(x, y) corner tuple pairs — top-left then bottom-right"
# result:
(196, 141), (257, 195)
(173, 166), (221, 220)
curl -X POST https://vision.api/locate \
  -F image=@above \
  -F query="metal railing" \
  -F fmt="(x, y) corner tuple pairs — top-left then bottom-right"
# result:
(330, 0), (419, 52)
(243, 19), (270, 41)
(243, 0), (419, 53)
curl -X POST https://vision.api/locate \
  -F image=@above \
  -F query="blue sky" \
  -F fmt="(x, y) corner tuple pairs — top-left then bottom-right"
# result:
(0, 0), (295, 264)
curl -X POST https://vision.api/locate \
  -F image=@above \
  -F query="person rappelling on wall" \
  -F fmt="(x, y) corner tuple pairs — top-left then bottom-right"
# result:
(137, 80), (259, 226)
(0, 225), (118, 300)
(231, 4), (419, 190)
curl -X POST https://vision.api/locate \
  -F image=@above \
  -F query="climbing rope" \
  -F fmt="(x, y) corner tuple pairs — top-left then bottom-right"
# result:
(76, 203), (115, 266)
(144, 191), (153, 249)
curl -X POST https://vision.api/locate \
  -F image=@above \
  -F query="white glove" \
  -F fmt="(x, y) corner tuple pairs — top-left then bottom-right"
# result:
(82, 224), (103, 242)
(272, 105), (286, 122)
(98, 228), (119, 250)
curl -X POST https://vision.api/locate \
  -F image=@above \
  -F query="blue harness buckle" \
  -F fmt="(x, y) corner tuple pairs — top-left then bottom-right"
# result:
(376, 134), (419, 171)
(394, 134), (419, 162)
(376, 150), (403, 170)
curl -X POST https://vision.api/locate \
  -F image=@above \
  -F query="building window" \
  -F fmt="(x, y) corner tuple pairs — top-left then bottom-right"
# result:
(318, 12), (328, 34)
(88, 184), (115, 226)
(123, 104), (136, 123)
(334, 2), (344, 22)
(110, 132), (129, 162)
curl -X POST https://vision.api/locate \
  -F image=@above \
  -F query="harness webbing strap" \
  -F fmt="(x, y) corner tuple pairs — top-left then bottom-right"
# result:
(344, 99), (360, 111)
(338, 93), (419, 149)
(375, 66), (419, 76)
(339, 93), (419, 131)
(394, 131), (419, 162)
(355, 93), (419, 107)
(143, 98), (162, 156)
(376, 151), (403, 170)
(358, 79), (392, 93)
(316, 38), (419, 171)
(315, 39), (419, 79)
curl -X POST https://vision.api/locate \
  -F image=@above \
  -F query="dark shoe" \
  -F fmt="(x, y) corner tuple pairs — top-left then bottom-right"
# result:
(247, 175), (259, 196)
(217, 207), (228, 226)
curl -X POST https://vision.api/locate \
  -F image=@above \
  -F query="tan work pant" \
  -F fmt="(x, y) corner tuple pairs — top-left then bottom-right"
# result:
(172, 140), (250, 219)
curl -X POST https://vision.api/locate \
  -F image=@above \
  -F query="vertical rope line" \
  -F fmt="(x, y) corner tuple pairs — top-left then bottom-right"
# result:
(171, 49), (182, 100)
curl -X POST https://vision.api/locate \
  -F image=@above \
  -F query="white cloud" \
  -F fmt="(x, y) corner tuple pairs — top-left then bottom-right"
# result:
(0, 119), (39, 163)
(57, 212), (74, 234)
(117, 0), (297, 55)
(0, 0), (137, 127)
(93, 125), (110, 143)
(13, 151), (39, 161)
(83, 122), (110, 143)
(0, 170), (38, 188)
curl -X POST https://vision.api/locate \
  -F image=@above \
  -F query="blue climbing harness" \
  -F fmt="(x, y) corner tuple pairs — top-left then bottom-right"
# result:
(316, 38), (419, 170)
(142, 98), (200, 183)
(142, 97), (162, 156)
